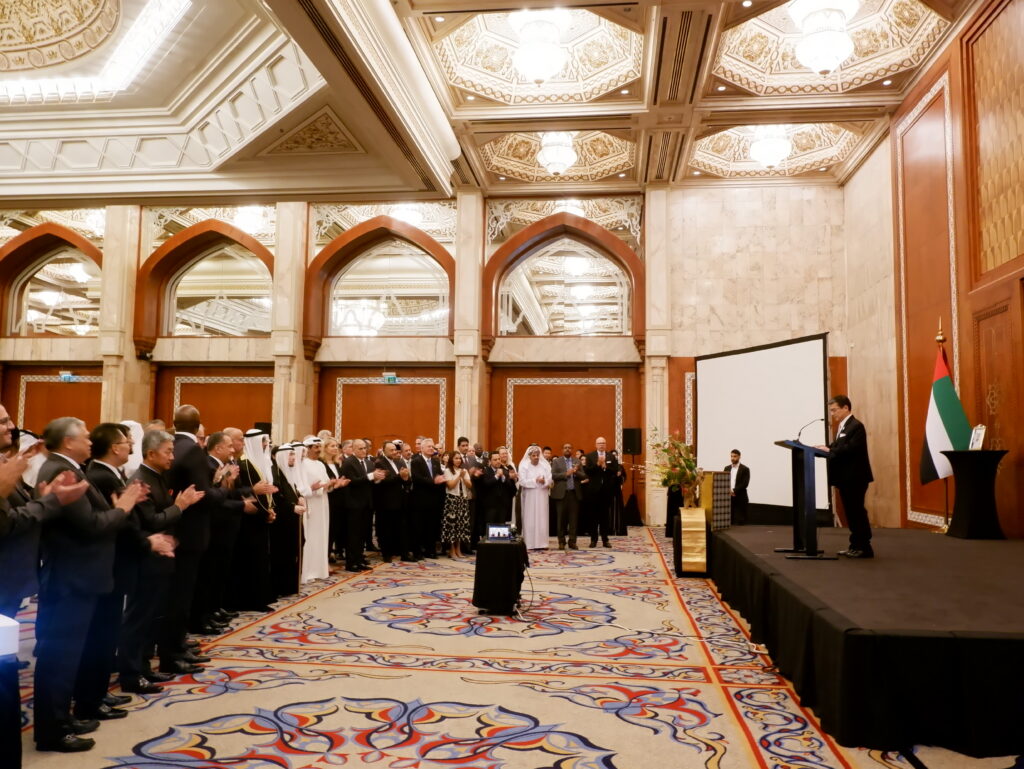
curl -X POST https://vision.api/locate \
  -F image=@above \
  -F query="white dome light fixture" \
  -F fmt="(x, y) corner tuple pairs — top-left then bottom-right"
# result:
(788, 0), (860, 76)
(537, 131), (578, 176)
(391, 204), (424, 228)
(509, 9), (571, 85)
(748, 125), (793, 169)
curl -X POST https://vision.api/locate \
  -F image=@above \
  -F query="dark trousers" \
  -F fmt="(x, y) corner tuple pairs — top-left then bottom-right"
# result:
(838, 482), (871, 551)
(159, 549), (203, 662)
(587, 496), (611, 544)
(730, 490), (749, 525)
(73, 589), (123, 718)
(195, 513), (241, 624)
(0, 653), (19, 768)
(328, 501), (345, 559)
(554, 493), (579, 546)
(364, 509), (377, 549)
(345, 507), (369, 568)
(376, 507), (404, 559)
(33, 585), (98, 742)
(119, 558), (172, 680)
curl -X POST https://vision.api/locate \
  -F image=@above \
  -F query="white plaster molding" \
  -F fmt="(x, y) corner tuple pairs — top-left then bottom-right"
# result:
(488, 337), (641, 365)
(18, 374), (104, 427)
(172, 375), (275, 411)
(334, 376), (447, 445)
(505, 377), (622, 458)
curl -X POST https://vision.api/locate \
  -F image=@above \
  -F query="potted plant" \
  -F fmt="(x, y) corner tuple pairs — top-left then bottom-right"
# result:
(649, 431), (704, 508)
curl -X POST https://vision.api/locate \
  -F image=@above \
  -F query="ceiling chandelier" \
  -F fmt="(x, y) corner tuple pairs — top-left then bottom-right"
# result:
(788, 0), (861, 75)
(537, 131), (578, 176)
(508, 9), (571, 85)
(748, 125), (793, 169)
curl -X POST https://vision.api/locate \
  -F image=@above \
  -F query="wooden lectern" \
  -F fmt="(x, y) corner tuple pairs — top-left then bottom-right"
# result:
(774, 440), (836, 559)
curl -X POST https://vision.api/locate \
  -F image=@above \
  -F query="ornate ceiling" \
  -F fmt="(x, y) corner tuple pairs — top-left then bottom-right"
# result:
(692, 123), (867, 178)
(479, 130), (634, 183)
(0, 0), (120, 72)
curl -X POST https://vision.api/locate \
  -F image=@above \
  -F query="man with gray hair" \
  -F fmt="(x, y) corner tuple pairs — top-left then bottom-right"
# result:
(33, 416), (147, 753)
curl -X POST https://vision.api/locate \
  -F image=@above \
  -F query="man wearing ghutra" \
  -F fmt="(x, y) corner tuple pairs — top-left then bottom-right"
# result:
(517, 445), (551, 550)
(230, 429), (278, 610)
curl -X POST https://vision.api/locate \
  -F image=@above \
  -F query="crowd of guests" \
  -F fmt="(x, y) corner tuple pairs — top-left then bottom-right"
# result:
(0, 400), (629, 761)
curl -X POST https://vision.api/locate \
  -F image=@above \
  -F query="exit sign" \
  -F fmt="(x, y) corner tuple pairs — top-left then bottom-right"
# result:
(383, 372), (398, 384)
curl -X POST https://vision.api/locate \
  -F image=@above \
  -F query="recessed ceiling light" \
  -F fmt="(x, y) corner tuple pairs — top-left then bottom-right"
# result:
(882, 79), (893, 86)
(716, 85), (726, 91)
(620, 89), (629, 95)
(742, 0), (753, 6)
(618, 172), (626, 178)
(498, 176), (506, 180)
(466, 95), (475, 100)
(434, 15), (445, 22)
(819, 167), (827, 171)
(693, 170), (702, 176)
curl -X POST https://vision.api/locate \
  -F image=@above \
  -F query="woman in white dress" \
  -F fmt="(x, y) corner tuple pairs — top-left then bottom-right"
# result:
(518, 445), (551, 550)
(298, 436), (343, 582)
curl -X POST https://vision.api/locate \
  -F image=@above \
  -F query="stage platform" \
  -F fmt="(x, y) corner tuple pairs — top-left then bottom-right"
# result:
(709, 525), (1024, 758)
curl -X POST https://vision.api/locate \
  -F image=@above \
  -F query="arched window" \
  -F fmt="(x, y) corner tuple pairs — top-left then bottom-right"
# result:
(169, 245), (272, 337)
(10, 250), (101, 336)
(329, 238), (449, 336)
(498, 237), (631, 336)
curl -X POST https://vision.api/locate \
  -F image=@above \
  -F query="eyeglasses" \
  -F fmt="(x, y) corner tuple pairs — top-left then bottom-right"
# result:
(0, 416), (13, 425)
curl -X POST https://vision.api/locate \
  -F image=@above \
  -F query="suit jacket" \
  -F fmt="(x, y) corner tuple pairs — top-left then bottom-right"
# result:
(36, 453), (128, 595)
(410, 454), (444, 507)
(342, 454), (376, 512)
(475, 465), (518, 522)
(86, 461), (150, 586)
(827, 415), (874, 488)
(208, 455), (245, 524)
(168, 434), (228, 551)
(550, 455), (583, 501)
(584, 450), (620, 498)
(0, 482), (61, 606)
(373, 455), (410, 511)
(724, 463), (751, 496)
(130, 464), (183, 536)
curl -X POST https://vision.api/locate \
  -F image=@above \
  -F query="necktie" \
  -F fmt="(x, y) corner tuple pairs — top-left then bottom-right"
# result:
(566, 460), (574, 490)
(118, 468), (128, 485)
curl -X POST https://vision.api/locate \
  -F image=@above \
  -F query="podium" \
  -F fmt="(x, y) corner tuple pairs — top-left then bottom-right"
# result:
(471, 538), (528, 615)
(774, 440), (836, 559)
(942, 449), (1007, 540)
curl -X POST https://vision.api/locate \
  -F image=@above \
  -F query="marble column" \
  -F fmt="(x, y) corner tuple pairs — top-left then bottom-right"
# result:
(453, 191), (485, 443)
(99, 205), (154, 422)
(643, 186), (676, 526)
(272, 202), (315, 443)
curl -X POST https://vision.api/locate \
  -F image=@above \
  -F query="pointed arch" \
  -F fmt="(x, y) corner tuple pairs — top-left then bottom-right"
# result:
(0, 222), (103, 335)
(135, 219), (275, 354)
(304, 215), (456, 358)
(482, 212), (645, 341)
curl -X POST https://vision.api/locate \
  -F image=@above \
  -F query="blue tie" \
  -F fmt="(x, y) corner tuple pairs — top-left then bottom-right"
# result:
(566, 459), (574, 490)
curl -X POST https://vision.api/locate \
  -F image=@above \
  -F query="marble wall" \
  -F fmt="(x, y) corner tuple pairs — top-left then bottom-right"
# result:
(843, 141), (900, 527)
(667, 184), (846, 357)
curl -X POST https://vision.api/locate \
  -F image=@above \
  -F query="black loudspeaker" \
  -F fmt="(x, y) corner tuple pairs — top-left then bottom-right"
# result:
(254, 421), (273, 434)
(622, 427), (642, 455)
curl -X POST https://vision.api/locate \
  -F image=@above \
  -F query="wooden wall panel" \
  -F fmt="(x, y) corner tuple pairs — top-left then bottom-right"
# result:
(316, 366), (454, 448)
(0, 365), (103, 432)
(153, 366), (274, 432)
(667, 357), (695, 442)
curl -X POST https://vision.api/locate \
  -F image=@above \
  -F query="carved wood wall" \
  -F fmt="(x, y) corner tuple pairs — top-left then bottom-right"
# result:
(0, 365), (103, 432)
(152, 365), (275, 432)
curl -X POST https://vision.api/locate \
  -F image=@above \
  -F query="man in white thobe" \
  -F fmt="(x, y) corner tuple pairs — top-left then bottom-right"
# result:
(517, 445), (551, 550)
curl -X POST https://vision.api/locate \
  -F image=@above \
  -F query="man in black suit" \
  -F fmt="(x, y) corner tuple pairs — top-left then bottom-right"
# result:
(373, 441), (411, 563)
(550, 442), (583, 550)
(342, 438), (382, 571)
(724, 449), (751, 525)
(33, 416), (147, 753)
(409, 438), (445, 558)
(584, 436), (618, 548)
(119, 430), (202, 694)
(0, 407), (89, 763)
(820, 395), (875, 558)
(474, 451), (518, 526)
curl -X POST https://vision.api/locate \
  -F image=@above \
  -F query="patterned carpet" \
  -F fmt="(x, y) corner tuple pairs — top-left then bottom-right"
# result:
(15, 528), (1007, 768)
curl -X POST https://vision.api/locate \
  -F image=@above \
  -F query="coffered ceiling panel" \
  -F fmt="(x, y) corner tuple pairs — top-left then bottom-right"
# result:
(479, 130), (634, 183)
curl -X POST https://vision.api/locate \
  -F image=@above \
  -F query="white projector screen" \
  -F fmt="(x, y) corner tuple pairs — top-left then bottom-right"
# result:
(696, 334), (830, 509)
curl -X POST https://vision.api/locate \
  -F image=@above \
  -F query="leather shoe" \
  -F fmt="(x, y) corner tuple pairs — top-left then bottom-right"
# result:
(558, 543), (566, 550)
(68, 718), (99, 735)
(589, 540), (598, 548)
(568, 544), (579, 550)
(602, 540), (612, 548)
(96, 704), (129, 720)
(194, 623), (226, 635)
(185, 639), (201, 649)
(121, 676), (163, 694)
(842, 549), (874, 559)
(159, 659), (202, 675)
(143, 670), (174, 683)
(104, 692), (131, 707)
(36, 734), (95, 752)
(179, 650), (211, 663)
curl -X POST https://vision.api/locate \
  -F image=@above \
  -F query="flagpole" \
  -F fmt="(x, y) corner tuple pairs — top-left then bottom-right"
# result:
(936, 319), (950, 533)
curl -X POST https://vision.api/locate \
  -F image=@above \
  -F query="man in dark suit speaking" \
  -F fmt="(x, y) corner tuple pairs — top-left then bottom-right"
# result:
(818, 394), (874, 559)
(724, 449), (750, 525)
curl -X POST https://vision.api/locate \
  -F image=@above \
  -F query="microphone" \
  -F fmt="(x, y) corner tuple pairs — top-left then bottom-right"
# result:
(796, 418), (825, 442)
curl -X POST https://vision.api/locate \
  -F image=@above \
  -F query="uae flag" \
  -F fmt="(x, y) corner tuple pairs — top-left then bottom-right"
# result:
(920, 347), (972, 484)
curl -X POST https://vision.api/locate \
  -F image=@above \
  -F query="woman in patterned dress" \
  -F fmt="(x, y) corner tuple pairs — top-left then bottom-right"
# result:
(441, 451), (472, 558)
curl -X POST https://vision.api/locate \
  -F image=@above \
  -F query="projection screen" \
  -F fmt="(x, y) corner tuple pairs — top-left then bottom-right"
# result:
(696, 334), (830, 510)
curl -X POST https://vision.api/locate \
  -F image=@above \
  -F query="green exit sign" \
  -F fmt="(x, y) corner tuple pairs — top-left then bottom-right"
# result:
(383, 372), (398, 384)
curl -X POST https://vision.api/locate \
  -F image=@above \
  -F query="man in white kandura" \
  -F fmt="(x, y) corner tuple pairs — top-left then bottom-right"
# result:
(518, 445), (551, 550)
(298, 436), (345, 582)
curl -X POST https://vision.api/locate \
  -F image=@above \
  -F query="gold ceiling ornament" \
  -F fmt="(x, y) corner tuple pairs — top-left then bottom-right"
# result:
(692, 123), (860, 177)
(0, 0), (119, 72)
(262, 107), (363, 156)
(486, 197), (642, 245)
(714, 0), (948, 94)
(480, 131), (634, 183)
(312, 202), (457, 245)
(788, 0), (861, 75)
(432, 10), (641, 105)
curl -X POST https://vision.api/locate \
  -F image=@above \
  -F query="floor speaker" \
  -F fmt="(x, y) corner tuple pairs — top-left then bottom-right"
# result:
(622, 427), (642, 455)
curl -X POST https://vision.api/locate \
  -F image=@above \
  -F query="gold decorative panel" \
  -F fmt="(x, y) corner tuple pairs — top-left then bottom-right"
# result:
(714, 0), (948, 94)
(480, 131), (634, 182)
(433, 11), (642, 105)
(971, 0), (1024, 272)
(0, 0), (119, 71)
(692, 123), (863, 177)
(261, 107), (363, 156)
